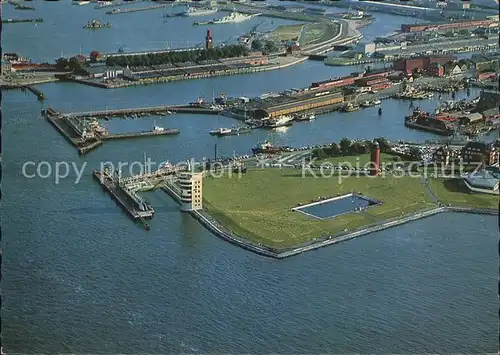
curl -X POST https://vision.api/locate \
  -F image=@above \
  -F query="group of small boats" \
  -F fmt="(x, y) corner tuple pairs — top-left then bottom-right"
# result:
(341, 99), (382, 113)
(393, 89), (434, 100)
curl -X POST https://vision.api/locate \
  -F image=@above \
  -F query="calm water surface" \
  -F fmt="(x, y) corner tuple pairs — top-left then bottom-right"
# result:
(2, 3), (498, 353)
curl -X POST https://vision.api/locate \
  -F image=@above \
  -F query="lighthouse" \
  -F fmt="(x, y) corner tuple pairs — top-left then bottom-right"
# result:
(205, 29), (213, 50)
(370, 140), (380, 176)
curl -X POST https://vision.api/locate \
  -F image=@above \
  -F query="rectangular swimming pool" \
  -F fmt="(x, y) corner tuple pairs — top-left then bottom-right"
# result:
(293, 194), (380, 220)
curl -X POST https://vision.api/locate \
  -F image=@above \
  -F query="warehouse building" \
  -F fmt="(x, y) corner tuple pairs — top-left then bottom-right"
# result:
(252, 92), (344, 119)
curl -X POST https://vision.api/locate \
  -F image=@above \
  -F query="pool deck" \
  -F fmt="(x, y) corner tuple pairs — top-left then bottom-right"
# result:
(292, 193), (381, 220)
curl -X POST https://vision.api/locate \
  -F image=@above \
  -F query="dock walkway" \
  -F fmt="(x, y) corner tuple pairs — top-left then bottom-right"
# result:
(65, 105), (220, 119)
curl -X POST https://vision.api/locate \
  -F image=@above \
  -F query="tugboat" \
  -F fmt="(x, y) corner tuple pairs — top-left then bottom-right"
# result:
(359, 100), (372, 108)
(295, 112), (315, 121)
(83, 19), (111, 29)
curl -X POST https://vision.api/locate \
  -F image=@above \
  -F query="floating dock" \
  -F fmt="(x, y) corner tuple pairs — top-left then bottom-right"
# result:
(93, 169), (154, 230)
(100, 129), (180, 140)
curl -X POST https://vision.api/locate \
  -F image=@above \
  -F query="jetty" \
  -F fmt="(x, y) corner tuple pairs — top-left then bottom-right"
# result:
(42, 107), (181, 155)
(100, 129), (179, 140)
(22, 85), (45, 100)
(64, 105), (221, 119)
(106, 3), (175, 15)
(93, 169), (154, 230)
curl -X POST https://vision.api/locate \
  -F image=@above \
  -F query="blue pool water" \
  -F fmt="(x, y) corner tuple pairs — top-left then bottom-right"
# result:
(296, 194), (379, 219)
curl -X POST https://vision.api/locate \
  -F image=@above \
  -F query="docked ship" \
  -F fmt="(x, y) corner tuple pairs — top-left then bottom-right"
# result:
(210, 126), (251, 136)
(213, 12), (254, 24)
(405, 108), (456, 136)
(182, 6), (218, 16)
(340, 102), (360, 112)
(266, 115), (294, 128)
(342, 10), (372, 20)
(252, 141), (291, 155)
(83, 20), (112, 29)
(295, 112), (315, 121)
(210, 127), (232, 136)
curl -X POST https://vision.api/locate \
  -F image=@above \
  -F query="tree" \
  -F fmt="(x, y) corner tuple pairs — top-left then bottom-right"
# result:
(324, 143), (340, 157)
(408, 146), (422, 161)
(55, 57), (68, 70)
(263, 41), (278, 54)
(339, 138), (352, 156)
(353, 142), (369, 155)
(313, 148), (326, 160)
(251, 39), (263, 51)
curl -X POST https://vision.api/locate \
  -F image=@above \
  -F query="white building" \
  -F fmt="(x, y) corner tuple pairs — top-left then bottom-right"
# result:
(178, 172), (203, 211)
(355, 42), (376, 55)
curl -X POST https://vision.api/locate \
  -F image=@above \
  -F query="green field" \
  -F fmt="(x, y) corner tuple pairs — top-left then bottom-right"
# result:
(428, 178), (498, 209)
(203, 168), (435, 248)
(298, 23), (340, 46)
(268, 24), (304, 42)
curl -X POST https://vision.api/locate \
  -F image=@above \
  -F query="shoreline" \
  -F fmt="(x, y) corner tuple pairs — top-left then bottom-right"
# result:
(161, 182), (497, 259)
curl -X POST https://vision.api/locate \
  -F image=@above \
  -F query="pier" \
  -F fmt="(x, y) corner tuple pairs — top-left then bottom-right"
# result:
(100, 129), (179, 140)
(92, 169), (154, 230)
(64, 105), (221, 119)
(42, 107), (182, 155)
(23, 85), (45, 100)
(106, 3), (175, 15)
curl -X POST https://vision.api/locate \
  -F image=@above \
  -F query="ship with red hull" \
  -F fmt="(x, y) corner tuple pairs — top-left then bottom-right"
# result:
(405, 108), (456, 136)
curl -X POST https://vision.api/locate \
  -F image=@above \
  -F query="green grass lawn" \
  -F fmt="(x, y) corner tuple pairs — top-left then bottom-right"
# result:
(299, 23), (340, 46)
(428, 178), (498, 209)
(203, 168), (435, 248)
(269, 24), (304, 42)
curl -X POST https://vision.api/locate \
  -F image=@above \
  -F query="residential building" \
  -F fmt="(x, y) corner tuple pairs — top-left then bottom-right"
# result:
(462, 166), (500, 195)
(433, 146), (456, 165)
(461, 141), (499, 166)
(426, 62), (444, 77)
(444, 62), (462, 75)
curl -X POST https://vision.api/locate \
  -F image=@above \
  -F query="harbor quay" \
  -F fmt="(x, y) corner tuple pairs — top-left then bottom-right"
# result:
(42, 106), (187, 155)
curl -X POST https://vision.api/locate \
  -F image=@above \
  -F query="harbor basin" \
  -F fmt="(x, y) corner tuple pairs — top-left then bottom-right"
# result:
(293, 194), (381, 219)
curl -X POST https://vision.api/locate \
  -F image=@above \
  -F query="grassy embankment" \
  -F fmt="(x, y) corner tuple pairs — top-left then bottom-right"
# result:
(428, 178), (498, 209)
(269, 23), (340, 46)
(203, 167), (435, 249)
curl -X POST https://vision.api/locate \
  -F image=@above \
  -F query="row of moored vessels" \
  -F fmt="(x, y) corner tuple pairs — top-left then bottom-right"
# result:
(394, 88), (434, 100)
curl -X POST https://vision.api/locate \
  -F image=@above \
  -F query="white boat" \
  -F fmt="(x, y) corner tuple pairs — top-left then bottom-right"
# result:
(77, 1), (90, 5)
(308, 113), (315, 120)
(210, 127), (232, 136)
(182, 6), (218, 16)
(153, 125), (165, 132)
(267, 115), (294, 128)
(213, 12), (254, 24)
(372, 99), (381, 105)
(360, 100), (372, 108)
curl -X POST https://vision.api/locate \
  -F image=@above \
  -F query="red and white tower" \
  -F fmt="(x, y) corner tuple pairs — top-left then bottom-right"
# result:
(370, 140), (380, 176)
(205, 29), (213, 50)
